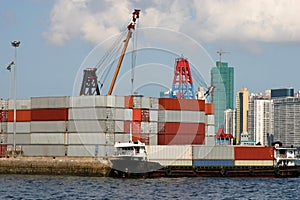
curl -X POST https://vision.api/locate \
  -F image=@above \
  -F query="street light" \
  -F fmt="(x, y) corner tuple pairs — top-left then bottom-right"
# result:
(11, 40), (20, 155)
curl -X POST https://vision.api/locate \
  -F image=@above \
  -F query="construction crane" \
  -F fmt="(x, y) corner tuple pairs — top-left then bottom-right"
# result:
(79, 9), (140, 96)
(216, 49), (230, 67)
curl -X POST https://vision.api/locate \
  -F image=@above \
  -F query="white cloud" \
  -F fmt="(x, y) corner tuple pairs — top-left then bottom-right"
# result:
(44, 0), (300, 45)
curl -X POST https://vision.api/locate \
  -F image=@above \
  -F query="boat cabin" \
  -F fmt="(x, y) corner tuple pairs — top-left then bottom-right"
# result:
(274, 145), (298, 167)
(114, 141), (147, 161)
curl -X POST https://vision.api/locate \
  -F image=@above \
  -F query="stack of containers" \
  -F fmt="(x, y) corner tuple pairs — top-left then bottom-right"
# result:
(114, 96), (131, 143)
(157, 98), (206, 145)
(234, 146), (274, 166)
(205, 103), (215, 146)
(68, 96), (116, 157)
(28, 96), (69, 156)
(124, 96), (159, 145)
(7, 99), (31, 151)
(192, 146), (234, 167)
(147, 145), (193, 166)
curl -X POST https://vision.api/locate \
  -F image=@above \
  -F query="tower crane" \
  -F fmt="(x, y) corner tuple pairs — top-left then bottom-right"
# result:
(216, 49), (230, 67)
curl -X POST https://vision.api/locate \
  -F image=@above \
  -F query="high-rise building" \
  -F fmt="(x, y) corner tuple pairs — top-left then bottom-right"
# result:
(272, 90), (300, 147)
(248, 93), (272, 146)
(211, 61), (234, 132)
(236, 88), (249, 144)
(224, 109), (236, 137)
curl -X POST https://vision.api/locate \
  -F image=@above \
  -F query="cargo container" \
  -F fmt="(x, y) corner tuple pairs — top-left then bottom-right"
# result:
(234, 160), (274, 167)
(67, 144), (113, 157)
(192, 146), (234, 160)
(31, 96), (69, 109)
(158, 110), (205, 123)
(31, 133), (65, 145)
(159, 98), (205, 111)
(30, 121), (67, 133)
(8, 122), (30, 133)
(158, 122), (205, 134)
(8, 110), (31, 122)
(8, 99), (31, 110)
(205, 103), (214, 115)
(31, 108), (68, 121)
(0, 144), (7, 158)
(158, 134), (205, 145)
(115, 96), (125, 108)
(193, 159), (234, 167)
(146, 145), (192, 160)
(151, 159), (193, 167)
(68, 133), (106, 145)
(68, 120), (114, 133)
(22, 144), (66, 157)
(206, 115), (215, 125)
(69, 107), (116, 120)
(7, 133), (31, 145)
(234, 146), (274, 160)
(70, 96), (95, 108)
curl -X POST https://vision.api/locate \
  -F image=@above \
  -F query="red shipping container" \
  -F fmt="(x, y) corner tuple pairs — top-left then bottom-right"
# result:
(205, 104), (214, 115)
(132, 108), (142, 121)
(31, 108), (68, 121)
(124, 96), (133, 108)
(159, 98), (205, 111)
(8, 110), (31, 122)
(158, 134), (205, 145)
(0, 144), (7, 158)
(140, 134), (149, 145)
(234, 146), (274, 160)
(132, 134), (141, 142)
(158, 122), (205, 135)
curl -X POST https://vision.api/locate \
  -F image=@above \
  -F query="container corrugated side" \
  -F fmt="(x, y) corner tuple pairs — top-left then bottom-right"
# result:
(141, 97), (150, 109)
(115, 121), (124, 133)
(234, 146), (274, 160)
(124, 109), (132, 121)
(149, 134), (158, 145)
(234, 160), (274, 166)
(146, 145), (192, 160)
(69, 108), (115, 120)
(68, 133), (106, 145)
(206, 125), (215, 136)
(7, 133), (31, 145)
(192, 145), (234, 160)
(31, 133), (65, 144)
(115, 96), (125, 108)
(8, 99), (31, 110)
(150, 110), (158, 121)
(31, 108), (68, 121)
(8, 110), (31, 122)
(158, 134), (205, 145)
(160, 110), (205, 123)
(115, 133), (131, 143)
(193, 159), (234, 167)
(31, 96), (69, 109)
(7, 122), (30, 133)
(67, 145), (113, 157)
(70, 96), (95, 108)
(206, 114), (215, 125)
(149, 97), (159, 110)
(68, 120), (114, 133)
(22, 145), (66, 156)
(149, 159), (193, 167)
(30, 121), (67, 133)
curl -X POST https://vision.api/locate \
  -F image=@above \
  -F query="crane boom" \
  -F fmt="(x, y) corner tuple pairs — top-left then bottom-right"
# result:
(107, 9), (140, 95)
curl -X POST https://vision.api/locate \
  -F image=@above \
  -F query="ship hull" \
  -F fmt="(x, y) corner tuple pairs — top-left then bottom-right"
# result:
(110, 164), (300, 178)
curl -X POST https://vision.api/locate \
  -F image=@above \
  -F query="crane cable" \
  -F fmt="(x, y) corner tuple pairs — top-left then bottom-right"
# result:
(131, 19), (139, 95)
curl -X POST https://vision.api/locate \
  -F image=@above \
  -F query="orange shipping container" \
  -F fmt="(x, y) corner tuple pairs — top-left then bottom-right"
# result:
(8, 110), (31, 122)
(234, 146), (274, 160)
(205, 104), (214, 115)
(132, 108), (142, 121)
(158, 122), (205, 135)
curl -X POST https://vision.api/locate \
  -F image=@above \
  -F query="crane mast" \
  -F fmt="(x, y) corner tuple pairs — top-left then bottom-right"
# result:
(107, 9), (140, 95)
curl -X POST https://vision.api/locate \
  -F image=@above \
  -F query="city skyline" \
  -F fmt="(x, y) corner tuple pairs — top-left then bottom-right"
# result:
(1, 1), (300, 99)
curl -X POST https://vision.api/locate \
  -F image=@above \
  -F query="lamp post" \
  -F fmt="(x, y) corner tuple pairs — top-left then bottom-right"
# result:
(11, 40), (20, 155)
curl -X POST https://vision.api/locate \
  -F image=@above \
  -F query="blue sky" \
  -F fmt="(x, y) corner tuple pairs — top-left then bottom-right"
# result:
(1, 0), (300, 99)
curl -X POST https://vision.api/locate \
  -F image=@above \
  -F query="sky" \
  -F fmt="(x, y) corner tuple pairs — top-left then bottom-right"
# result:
(1, 0), (300, 99)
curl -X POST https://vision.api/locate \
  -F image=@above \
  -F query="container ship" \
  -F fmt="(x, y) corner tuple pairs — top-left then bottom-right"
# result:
(1, 9), (299, 178)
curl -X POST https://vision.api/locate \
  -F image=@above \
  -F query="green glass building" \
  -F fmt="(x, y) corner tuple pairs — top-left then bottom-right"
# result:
(211, 61), (234, 132)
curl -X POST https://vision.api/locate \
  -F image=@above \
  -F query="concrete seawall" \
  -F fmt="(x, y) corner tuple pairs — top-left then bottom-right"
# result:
(0, 157), (112, 177)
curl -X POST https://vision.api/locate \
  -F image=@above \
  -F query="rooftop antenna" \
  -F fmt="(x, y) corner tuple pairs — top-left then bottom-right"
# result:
(217, 49), (230, 67)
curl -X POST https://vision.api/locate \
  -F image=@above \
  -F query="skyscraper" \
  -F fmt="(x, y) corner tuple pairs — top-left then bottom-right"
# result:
(211, 61), (234, 132)
(236, 88), (249, 144)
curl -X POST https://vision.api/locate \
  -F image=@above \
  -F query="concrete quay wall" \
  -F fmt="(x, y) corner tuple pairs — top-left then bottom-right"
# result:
(0, 157), (111, 177)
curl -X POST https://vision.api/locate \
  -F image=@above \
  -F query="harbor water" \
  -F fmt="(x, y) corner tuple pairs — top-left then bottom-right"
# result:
(0, 175), (299, 199)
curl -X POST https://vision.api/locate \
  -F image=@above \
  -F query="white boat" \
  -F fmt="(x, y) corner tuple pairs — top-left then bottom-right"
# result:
(109, 141), (163, 177)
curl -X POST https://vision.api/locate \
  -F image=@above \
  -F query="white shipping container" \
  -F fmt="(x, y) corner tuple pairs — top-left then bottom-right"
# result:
(68, 133), (106, 145)
(149, 97), (159, 110)
(192, 145), (234, 160)
(150, 110), (158, 121)
(68, 120), (107, 133)
(206, 114), (215, 125)
(106, 133), (115, 145)
(31, 133), (65, 144)
(8, 122), (30, 133)
(31, 96), (69, 109)
(160, 110), (205, 123)
(67, 144), (113, 157)
(146, 145), (192, 160)
(133, 96), (142, 108)
(205, 136), (216, 146)
(30, 121), (67, 133)
(106, 95), (115, 107)
(115, 108), (125, 120)
(8, 99), (31, 110)
(141, 122), (149, 133)
(124, 109), (132, 121)
(141, 97), (150, 109)
(115, 96), (125, 108)
(115, 121), (124, 133)
(149, 134), (158, 145)
(149, 122), (158, 134)
(22, 145), (66, 156)
(7, 133), (31, 145)
(70, 96), (95, 108)
(149, 159), (193, 167)
(206, 125), (215, 136)
(115, 133), (131, 143)
(234, 160), (274, 167)
(69, 108), (115, 120)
